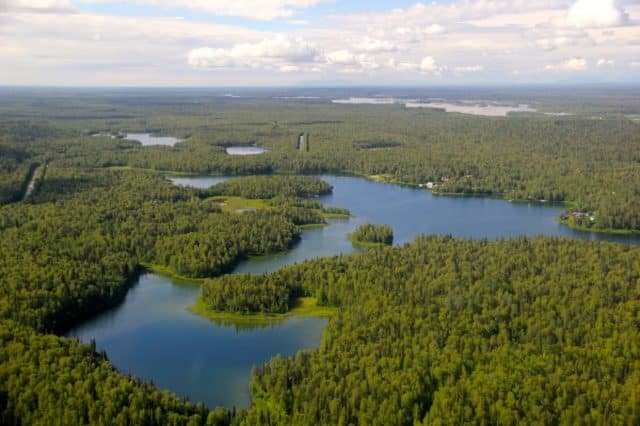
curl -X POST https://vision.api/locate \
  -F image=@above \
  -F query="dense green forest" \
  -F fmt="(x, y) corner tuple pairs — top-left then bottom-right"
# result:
(0, 168), (332, 332)
(207, 175), (332, 199)
(1, 88), (639, 230)
(1, 88), (640, 425)
(0, 167), (337, 424)
(350, 223), (394, 246)
(201, 236), (640, 425)
(0, 321), (228, 426)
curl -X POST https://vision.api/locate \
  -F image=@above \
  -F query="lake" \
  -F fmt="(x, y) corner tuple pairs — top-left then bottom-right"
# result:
(404, 102), (537, 116)
(66, 273), (327, 409)
(226, 146), (267, 155)
(236, 175), (638, 273)
(331, 97), (538, 116)
(168, 175), (228, 188)
(125, 133), (181, 147)
(66, 175), (640, 408)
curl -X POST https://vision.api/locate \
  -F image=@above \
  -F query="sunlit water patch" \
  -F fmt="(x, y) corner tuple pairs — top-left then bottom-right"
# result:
(405, 102), (537, 116)
(168, 176), (229, 188)
(125, 133), (182, 147)
(225, 146), (267, 155)
(332, 97), (399, 105)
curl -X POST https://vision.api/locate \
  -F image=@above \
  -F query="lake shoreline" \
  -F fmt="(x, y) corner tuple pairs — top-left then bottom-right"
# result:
(189, 297), (336, 327)
(94, 164), (634, 240)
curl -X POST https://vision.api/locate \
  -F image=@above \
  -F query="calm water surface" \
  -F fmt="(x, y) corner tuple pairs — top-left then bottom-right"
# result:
(404, 102), (536, 116)
(67, 175), (640, 408)
(168, 176), (228, 188)
(226, 146), (266, 155)
(66, 274), (327, 408)
(125, 133), (181, 147)
(237, 175), (638, 273)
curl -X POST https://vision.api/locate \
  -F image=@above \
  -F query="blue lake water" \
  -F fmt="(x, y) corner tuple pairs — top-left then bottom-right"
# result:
(125, 133), (181, 147)
(66, 175), (640, 409)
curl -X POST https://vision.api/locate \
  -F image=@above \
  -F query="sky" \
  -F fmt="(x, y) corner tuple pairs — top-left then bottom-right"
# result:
(1, 0), (639, 86)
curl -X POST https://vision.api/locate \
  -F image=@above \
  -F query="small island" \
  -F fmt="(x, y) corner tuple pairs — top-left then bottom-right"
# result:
(349, 223), (394, 247)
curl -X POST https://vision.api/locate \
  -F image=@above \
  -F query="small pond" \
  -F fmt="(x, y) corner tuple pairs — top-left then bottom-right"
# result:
(225, 146), (267, 155)
(125, 133), (181, 147)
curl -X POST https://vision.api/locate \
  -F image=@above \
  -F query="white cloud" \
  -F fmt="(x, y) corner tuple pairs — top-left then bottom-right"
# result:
(77, 0), (329, 20)
(352, 37), (396, 53)
(325, 50), (356, 65)
(567, 0), (628, 28)
(597, 58), (615, 66)
(631, 61), (640, 68)
(545, 57), (588, 71)
(357, 55), (380, 70)
(388, 59), (418, 72)
(3, 0), (74, 13)
(323, 50), (382, 72)
(2, 0), (639, 85)
(424, 24), (445, 35)
(279, 64), (300, 72)
(188, 48), (233, 68)
(535, 36), (572, 51)
(188, 35), (320, 70)
(455, 65), (484, 73)
(419, 56), (444, 74)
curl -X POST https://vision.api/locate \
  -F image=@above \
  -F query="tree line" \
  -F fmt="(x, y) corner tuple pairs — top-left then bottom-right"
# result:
(5, 97), (638, 231)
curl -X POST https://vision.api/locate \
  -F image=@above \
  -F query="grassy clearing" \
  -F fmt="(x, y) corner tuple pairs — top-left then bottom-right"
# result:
(368, 174), (397, 184)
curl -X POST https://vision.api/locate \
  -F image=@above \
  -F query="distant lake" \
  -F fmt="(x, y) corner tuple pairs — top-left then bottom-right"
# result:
(67, 174), (640, 409)
(405, 102), (536, 116)
(125, 133), (181, 147)
(332, 97), (538, 117)
(332, 97), (397, 105)
(168, 176), (228, 188)
(226, 146), (266, 155)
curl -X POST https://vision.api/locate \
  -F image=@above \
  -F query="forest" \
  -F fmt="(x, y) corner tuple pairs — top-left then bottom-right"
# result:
(0, 168), (332, 332)
(208, 236), (640, 425)
(1, 88), (640, 425)
(1, 88), (639, 231)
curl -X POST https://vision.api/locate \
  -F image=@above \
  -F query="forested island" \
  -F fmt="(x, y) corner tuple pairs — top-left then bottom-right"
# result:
(1, 87), (640, 425)
(349, 223), (394, 246)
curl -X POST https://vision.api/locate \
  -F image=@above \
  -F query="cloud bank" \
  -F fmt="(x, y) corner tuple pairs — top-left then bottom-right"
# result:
(1, 0), (639, 85)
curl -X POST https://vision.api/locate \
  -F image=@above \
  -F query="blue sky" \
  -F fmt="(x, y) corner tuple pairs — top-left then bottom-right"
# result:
(73, 0), (430, 31)
(2, 0), (639, 86)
